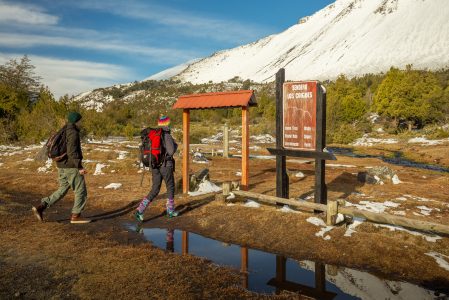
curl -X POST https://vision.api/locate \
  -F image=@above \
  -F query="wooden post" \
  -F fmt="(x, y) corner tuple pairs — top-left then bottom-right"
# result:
(182, 109), (190, 194)
(182, 231), (189, 255)
(223, 123), (229, 158)
(276, 69), (289, 200)
(241, 247), (249, 289)
(241, 106), (249, 191)
(315, 85), (327, 205)
(223, 182), (231, 196)
(326, 200), (338, 226)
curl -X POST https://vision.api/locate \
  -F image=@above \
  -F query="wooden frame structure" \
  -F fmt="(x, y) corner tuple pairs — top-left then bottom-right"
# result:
(173, 90), (257, 193)
(268, 68), (336, 205)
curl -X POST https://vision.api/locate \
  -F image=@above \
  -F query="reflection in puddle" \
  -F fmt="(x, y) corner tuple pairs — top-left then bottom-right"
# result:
(128, 225), (447, 299)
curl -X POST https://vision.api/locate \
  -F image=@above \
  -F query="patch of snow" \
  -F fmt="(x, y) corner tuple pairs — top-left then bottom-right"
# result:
(425, 252), (449, 272)
(104, 183), (122, 190)
(374, 224), (442, 243)
(306, 217), (326, 227)
(37, 158), (52, 173)
(93, 163), (107, 175)
(250, 134), (275, 143)
(279, 205), (300, 214)
(249, 145), (261, 150)
(295, 171), (305, 178)
(226, 203), (236, 206)
(23, 158), (34, 162)
(392, 174), (402, 184)
(345, 200), (399, 214)
(344, 219), (365, 237)
(408, 136), (448, 146)
(116, 150), (129, 160)
(316, 226), (333, 240)
(327, 164), (356, 168)
(188, 180), (222, 196)
(93, 148), (111, 152)
(244, 200), (261, 208)
(351, 135), (398, 147)
(395, 197), (407, 201)
(192, 152), (209, 164)
(226, 193), (235, 200)
(404, 194), (432, 202)
(235, 171), (242, 176)
(0, 162), (3, 167)
(416, 205), (435, 216)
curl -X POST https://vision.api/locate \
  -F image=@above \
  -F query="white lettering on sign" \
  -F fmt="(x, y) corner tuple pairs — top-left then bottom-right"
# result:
(304, 143), (312, 148)
(287, 92), (313, 100)
(285, 142), (299, 147)
(304, 126), (312, 131)
(285, 126), (292, 130)
(304, 134), (312, 139)
(285, 134), (298, 139)
(292, 84), (308, 91)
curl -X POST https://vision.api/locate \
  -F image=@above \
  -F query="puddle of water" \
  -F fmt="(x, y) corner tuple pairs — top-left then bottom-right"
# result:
(328, 147), (449, 173)
(126, 224), (447, 299)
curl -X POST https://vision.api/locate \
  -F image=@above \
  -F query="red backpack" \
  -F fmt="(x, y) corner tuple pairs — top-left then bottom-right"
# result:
(140, 128), (165, 168)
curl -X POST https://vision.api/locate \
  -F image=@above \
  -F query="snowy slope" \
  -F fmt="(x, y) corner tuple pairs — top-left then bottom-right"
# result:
(169, 0), (449, 83)
(143, 58), (201, 81)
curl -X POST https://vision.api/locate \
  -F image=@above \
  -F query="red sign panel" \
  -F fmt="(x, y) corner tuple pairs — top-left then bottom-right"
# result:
(283, 81), (317, 150)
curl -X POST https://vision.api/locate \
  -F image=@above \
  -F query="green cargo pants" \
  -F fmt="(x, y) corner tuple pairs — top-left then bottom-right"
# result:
(41, 168), (87, 214)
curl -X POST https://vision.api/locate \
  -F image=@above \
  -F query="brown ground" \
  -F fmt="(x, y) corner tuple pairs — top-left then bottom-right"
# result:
(1, 139), (449, 299)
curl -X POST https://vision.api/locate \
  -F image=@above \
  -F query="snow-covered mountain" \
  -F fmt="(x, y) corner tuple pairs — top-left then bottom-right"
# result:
(163, 0), (449, 83)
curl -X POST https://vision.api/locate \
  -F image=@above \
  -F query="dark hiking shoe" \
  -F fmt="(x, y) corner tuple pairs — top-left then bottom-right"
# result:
(32, 203), (47, 222)
(70, 213), (91, 224)
(166, 208), (179, 218)
(134, 211), (144, 222)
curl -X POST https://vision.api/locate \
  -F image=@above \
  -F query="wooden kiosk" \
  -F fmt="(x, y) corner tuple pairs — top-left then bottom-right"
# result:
(173, 90), (257, 193)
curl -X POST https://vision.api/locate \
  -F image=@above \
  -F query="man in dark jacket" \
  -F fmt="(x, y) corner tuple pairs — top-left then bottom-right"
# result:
(32, 112), (90, 224)
(135, 115), (178, 222)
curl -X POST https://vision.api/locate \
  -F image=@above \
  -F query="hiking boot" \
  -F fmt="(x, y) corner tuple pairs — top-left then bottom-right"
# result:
(32, 202), (47, 222)
(166, 208), (178, 218)
(70, 213), (91, 224)
(134, 210), (144, 222)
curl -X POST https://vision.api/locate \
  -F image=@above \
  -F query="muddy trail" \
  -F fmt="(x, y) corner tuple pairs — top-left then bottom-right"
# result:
(1, 139), (449, 299)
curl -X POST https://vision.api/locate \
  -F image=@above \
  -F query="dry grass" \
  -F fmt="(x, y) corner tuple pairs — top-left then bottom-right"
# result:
(1, 139), (449, 298)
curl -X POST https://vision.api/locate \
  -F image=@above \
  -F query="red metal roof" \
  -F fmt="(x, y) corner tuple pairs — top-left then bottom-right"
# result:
(173, 90), (256, 109)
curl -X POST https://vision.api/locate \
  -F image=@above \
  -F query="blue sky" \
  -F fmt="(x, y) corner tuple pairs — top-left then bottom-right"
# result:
(0, 0), (334, 98)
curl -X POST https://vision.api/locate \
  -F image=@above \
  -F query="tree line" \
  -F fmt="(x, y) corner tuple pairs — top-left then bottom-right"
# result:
(1, 56), (448, 144)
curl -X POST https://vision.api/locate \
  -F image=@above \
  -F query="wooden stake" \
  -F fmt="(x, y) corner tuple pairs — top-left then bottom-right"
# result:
(223, 123), (229, 158)
(326, 200), (338, 226)
(182, 109), (190, 194)
(241, 106), (249, 191)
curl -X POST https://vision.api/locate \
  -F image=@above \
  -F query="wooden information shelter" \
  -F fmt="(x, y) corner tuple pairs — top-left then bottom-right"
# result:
(173, 90), (257, 193)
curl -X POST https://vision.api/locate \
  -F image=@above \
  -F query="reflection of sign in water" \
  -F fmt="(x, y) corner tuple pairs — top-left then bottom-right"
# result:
(283, 81), (317, 150)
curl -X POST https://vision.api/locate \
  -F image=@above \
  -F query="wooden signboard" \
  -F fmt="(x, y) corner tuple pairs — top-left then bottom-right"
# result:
(283, 81), (317, 151)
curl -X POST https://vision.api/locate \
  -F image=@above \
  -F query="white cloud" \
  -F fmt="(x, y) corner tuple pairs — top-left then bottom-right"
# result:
(73, 0), (272, 44)
(0, 32), (197, 64)
(0, 53), (133, 98)
(0, 1), (59, 25)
